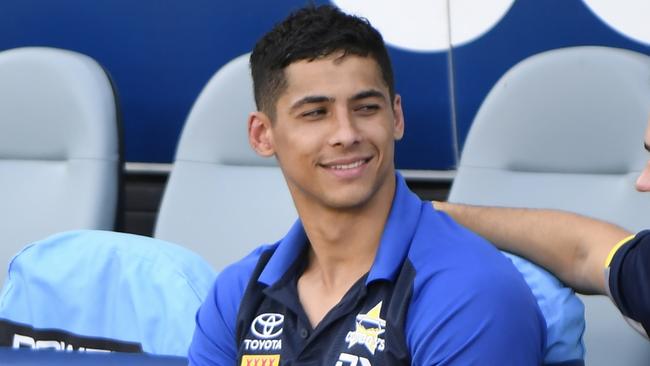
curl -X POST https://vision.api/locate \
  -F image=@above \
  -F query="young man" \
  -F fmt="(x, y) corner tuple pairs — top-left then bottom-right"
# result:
(188, 5), (549, 365)
(436, 116), (650, 336)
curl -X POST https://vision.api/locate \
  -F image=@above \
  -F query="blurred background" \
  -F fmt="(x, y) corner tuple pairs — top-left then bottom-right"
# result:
(1, 0), (648, 235)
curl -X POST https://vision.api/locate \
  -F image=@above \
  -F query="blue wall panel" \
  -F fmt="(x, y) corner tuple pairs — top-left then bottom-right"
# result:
(3, 1), (647, 170)
(0, 0), (455, 169)
(0, 0), (330, 163)
(391, 49), (454, 170)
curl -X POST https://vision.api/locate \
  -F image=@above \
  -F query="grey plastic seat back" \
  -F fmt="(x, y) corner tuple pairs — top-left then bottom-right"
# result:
(154, 53), (296, 272)
(0, 47), (119, 283)
(448, 46), (650, 365)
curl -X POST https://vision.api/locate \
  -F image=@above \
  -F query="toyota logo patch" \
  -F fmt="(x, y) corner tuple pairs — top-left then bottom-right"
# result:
(251, 313), (284, 339)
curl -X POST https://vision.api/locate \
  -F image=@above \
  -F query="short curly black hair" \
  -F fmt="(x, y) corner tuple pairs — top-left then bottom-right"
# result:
(250, 5), (395, 118)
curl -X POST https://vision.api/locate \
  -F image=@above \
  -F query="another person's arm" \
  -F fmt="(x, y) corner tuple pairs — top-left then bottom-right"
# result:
(432, 202), (631, 295)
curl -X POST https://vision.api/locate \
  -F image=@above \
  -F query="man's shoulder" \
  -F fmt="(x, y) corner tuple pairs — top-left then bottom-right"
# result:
(194, 243), (279, 349)
(405, 204), (544, 324)
(615, 229), (650, 263)
(402, 207), (546, 365)
(202, 243), (279, 322)
(609, 230), (650, 298)
(608, 230), (650, 334)
(404, 205), (584, 365)
(214, 243), (278, 293)
(407, 205), (522, 279)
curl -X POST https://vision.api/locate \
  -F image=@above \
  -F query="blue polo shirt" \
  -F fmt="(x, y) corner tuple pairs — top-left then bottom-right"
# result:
(189, 174), (577, 365)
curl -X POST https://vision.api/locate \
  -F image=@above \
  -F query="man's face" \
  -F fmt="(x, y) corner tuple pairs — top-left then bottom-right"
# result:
(251, 54), (404, 211)
(636, 117), (650, 192)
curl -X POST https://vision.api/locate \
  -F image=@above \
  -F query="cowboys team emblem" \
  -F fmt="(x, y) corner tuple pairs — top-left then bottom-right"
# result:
(345, 301), (386, 354)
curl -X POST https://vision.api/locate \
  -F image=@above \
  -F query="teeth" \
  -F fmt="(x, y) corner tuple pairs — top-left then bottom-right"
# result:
(332, 160), (365, 170)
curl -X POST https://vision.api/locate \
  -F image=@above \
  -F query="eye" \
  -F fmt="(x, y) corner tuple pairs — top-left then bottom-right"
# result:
(300, 108), (327, 120)
(355, 104), (381, 115)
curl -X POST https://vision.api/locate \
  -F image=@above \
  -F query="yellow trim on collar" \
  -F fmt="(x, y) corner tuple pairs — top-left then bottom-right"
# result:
(604, 235), (636, 268)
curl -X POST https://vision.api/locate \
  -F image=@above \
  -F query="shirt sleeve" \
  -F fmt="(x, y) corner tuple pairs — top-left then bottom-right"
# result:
(187, 277), (239, 366)
(406, 260), (547, 366)
(606, 230), (650, 336)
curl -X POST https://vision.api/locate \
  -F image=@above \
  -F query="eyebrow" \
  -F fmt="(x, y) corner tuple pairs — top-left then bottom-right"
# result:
(350, 89), (386, 102)
(289, 89), (387, 112)
(290, 95), (333, 111)
(645, 142), (650, 153)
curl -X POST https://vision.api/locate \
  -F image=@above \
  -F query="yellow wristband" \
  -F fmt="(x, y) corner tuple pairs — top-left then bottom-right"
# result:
(604, 234), (635, 268)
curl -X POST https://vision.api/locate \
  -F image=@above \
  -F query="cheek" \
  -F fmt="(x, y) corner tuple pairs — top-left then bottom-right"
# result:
(273, 129), (320, 161)
(274, 125), (308, 147)
(365, 121), (399, 145)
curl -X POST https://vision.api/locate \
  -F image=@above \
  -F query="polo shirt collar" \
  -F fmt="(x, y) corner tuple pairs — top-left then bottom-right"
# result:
(366, 172), (421, 283)
(258, 172), (422, 286)
(258, 218), (307, 286)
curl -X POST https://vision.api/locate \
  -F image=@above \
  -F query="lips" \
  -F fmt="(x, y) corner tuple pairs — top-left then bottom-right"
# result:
(319, 156), (373, 179)
(321, 157), (372, 170)
(330, 159), (366, 170)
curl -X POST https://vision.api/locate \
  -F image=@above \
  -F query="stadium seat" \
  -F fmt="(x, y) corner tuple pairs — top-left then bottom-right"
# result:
(0, 230), (217, 356)
(448, 46), (650, 365)
(154, 53), (296, 272)
(0, 47), (121, 284)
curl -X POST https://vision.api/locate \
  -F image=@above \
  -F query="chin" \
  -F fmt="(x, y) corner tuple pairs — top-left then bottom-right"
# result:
(322, 188), (375, 210)
(325, 172), (395, 210)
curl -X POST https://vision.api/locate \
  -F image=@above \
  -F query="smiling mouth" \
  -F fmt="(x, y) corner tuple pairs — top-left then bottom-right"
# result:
(321, 157), (372, 171)
(331, 159), (367, 170)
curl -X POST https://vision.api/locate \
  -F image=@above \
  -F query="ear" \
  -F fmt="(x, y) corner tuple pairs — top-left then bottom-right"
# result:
(248, 111), (275, 157)
(392, 94), (405, 140)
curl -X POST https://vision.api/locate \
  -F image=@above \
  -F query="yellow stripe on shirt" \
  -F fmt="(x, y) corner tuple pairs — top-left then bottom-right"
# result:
(604, 235), (636, 268)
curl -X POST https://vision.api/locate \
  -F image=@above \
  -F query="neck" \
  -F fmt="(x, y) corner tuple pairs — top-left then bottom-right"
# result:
(293, 174), (397, 288)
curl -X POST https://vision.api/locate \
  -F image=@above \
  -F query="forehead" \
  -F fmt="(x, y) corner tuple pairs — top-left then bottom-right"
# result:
(281, 55), (387, 100)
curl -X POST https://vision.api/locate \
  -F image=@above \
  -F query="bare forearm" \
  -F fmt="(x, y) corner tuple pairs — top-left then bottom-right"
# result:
(433, 201), (631, 294)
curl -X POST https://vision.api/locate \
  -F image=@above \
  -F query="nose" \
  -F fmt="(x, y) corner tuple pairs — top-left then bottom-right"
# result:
(636, 161), (650, 192)
(328, 110), (360, 148)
